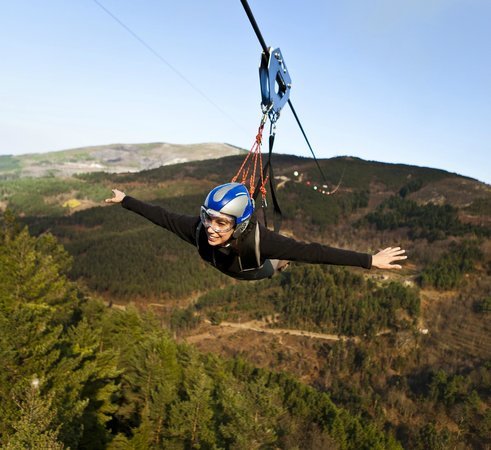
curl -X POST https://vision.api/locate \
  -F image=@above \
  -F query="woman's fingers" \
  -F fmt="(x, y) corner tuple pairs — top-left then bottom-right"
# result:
(394, 254), (408, 260)
(382, 247), (404, 254)
(381, 248), (406, 258)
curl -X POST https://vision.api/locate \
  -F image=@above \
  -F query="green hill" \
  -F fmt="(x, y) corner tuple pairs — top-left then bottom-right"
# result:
(1, 152), (490, 449)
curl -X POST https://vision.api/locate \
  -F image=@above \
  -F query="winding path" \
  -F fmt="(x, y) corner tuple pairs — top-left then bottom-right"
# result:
(185, 319), (360, 344)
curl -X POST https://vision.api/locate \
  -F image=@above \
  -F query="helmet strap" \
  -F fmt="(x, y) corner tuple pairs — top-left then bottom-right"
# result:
(232, 220), (250, 239)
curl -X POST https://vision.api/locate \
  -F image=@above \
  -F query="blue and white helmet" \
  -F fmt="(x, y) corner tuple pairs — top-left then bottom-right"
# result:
(203, 182), (254, 235)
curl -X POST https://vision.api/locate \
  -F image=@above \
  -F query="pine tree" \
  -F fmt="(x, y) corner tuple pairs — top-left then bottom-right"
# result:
(105, 309), (182, 448)
(168, 361), (216, 449)
(3, 379), (65, 450)
(218, 375), (283, 449)
(0, 215), (120, 448)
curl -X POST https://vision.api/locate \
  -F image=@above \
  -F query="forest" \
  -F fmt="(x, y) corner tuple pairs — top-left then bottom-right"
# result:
(1, 154), (490, 449)
(1, 215), (403, 449)
(363, 195), (490, 241)
(193, 265), (420, 337)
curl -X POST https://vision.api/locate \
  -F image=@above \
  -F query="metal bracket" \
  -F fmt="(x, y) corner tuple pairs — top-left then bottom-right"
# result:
(259, 47), (292, 119)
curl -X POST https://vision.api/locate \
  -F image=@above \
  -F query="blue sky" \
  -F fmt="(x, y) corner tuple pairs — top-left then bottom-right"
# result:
(1, 1), (490, 184)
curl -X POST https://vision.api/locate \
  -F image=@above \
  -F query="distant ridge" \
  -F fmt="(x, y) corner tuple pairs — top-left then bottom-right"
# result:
(0, 142), (246, 178)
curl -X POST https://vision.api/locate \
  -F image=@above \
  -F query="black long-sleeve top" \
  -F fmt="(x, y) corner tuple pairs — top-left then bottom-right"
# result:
(122, 196), (372, 279)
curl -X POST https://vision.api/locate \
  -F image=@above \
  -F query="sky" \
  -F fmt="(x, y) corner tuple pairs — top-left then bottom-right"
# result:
(1, 0), (490, 184)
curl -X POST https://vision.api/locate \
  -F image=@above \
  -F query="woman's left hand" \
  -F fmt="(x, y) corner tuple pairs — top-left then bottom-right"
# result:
(371, 247), (407, 270)
(105, 189), (126, 204)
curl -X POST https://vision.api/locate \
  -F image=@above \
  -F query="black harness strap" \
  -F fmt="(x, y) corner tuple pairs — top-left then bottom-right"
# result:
(237, 218), (261, 270)
(254, 128), (282, 233)
(267, 133), (282, 233)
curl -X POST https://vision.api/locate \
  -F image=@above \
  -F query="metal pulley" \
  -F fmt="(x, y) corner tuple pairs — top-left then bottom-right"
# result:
(259, 47), (292, 120)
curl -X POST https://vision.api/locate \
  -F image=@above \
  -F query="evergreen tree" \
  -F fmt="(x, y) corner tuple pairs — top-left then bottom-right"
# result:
(107, 313), (182, 447)
(3, 379), (65, 450)
(218, 375), (284, 449)
(168, 361), (216, 449)
(0, 215), (119, 448)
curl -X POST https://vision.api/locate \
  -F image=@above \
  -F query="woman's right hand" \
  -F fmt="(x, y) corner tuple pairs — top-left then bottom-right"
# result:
(371, 247), (407, 269)
(105, 189), (126, 204)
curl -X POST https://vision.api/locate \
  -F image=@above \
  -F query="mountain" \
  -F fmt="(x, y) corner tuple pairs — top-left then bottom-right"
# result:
(2, 149), (491, 449)
(0, 142), (245, 178)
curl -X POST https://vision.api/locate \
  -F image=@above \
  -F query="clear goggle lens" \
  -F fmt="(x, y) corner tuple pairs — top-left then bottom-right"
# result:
(200, 206), (235, 233)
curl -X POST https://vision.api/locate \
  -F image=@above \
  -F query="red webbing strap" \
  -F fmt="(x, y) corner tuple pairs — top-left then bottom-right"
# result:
(231, 114), (269, 203)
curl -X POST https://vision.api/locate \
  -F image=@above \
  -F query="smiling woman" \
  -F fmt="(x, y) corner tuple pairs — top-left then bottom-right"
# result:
(105, 182), (407, 281)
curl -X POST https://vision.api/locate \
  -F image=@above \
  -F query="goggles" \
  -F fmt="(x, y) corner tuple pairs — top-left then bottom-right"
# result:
(200, 206), (235, 233)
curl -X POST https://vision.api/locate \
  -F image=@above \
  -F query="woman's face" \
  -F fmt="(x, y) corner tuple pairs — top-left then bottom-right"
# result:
(205, 225), (234, 246)
(200, 207), (236, 246)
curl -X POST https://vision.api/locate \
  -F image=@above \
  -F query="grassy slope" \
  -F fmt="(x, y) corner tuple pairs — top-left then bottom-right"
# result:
(0, 142), (245, 178)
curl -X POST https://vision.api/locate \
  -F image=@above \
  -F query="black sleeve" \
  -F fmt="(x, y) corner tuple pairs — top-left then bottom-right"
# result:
(259, 225), (372, 269)
(121, 196), (200, 246)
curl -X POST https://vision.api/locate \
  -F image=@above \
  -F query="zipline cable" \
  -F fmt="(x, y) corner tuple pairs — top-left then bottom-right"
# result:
(287, 99), (329, 184)
(92, 0), (248, 135)
(239, 0), (330, 184)
(240, 0), (268, 54)
(93, 0), (335, 190)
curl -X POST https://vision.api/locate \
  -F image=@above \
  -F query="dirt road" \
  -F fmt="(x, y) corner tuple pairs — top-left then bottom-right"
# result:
(185, 319), (360, 344)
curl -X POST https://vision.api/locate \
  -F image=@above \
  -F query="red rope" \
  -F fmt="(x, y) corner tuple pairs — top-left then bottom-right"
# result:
(231, 115), (269, 202)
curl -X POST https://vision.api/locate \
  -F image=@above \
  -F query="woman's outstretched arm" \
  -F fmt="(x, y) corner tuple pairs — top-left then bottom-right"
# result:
(105, 188), (199, 245)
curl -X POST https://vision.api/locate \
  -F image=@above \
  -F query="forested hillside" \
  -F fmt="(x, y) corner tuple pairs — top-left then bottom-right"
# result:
(1, 153), (490, 449)
(0, 215), (402, 449)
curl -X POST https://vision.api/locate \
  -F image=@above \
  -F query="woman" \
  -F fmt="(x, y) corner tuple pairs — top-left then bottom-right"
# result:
(106, 182), (406, 280)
